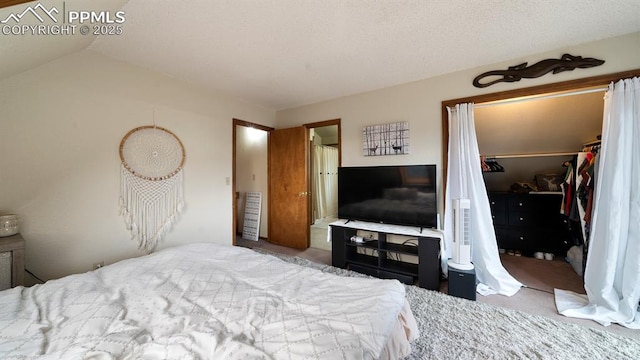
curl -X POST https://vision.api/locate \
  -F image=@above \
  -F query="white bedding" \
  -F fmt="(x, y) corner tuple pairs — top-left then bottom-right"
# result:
(0, 243), (413, 359)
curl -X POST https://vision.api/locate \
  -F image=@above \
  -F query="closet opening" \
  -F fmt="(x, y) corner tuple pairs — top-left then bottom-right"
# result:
(475, 87), (604, 285)
(440, 68), (640, 296)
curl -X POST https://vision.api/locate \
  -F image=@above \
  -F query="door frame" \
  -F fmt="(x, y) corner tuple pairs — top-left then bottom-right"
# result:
(304, 119), (342, 228)
(232, 118), (274, 245)
(231, 118), (342, 248)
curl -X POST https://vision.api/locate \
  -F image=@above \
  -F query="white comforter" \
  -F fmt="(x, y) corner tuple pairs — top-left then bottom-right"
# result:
(0, 243), (407, 359)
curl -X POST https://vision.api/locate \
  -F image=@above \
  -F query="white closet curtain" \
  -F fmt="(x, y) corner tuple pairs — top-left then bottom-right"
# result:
(312, 145), (338, 221)
(444, 103), (523, 296)
(556, 77), (640, 328)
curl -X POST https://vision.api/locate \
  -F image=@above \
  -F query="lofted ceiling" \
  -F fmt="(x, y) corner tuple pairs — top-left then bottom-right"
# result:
(1, 0), (639, 110)
(475, 89), (605, 156)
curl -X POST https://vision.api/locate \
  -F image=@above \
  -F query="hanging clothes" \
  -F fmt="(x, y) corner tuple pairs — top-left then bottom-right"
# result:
(575, 152), (592, 241)
(560, 147), (599, 276)
(560, 160), (574, 215)
(556, 76), (640, 329)
(480, 156), (505, 172)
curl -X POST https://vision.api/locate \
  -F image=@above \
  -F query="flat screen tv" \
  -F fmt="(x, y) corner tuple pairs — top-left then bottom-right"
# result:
(338, 165), (437, 229)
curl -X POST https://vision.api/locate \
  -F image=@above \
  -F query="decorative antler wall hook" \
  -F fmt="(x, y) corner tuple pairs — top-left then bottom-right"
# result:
(472, 54), (605, 88)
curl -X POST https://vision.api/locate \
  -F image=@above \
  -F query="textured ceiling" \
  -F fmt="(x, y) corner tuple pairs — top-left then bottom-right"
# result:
(2, 1), (640, 110)
(0, 0), (128, 79)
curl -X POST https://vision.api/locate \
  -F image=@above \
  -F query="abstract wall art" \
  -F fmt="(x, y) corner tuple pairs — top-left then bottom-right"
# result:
(363, 121), (409, 156)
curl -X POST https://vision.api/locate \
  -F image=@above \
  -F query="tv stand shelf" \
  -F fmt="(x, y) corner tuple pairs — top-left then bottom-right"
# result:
(330, 220), (443, 290)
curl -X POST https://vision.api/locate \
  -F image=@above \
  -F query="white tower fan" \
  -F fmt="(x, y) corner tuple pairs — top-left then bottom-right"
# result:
(448, 198), (474, 270)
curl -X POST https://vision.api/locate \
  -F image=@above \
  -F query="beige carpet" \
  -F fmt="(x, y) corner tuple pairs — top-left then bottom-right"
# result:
(237, 238), (639, 342)
(252, 248), (640, 360)
(476, 253), (640, 341)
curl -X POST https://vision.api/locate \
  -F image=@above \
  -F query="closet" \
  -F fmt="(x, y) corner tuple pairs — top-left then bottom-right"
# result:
(474, 88), (604, 265)
(441, 70), (640, 298)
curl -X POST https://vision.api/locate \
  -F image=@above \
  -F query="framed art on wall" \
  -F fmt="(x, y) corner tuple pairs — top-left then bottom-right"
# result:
(363, 121), (409, 156)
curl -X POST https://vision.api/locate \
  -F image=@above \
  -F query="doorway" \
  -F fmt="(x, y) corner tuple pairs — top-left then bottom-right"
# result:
(232, 119), (273, 245)
(267, 119), (341, 250)
(308, 123), (340, 251)
(232, 118), (341, 251)
(305, 119), (341, 251)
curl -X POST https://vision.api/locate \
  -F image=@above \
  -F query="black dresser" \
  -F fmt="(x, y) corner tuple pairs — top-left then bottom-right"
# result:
(488, 192), (571, 256)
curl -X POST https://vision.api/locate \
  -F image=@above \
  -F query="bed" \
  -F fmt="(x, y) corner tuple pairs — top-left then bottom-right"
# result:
(0, 243), (418, 359)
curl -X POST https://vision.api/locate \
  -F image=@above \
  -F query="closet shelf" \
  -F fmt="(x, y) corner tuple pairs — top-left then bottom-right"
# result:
(485, 151), (577, 159)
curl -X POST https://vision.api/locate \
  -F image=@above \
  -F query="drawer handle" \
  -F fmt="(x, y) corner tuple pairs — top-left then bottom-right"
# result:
(518, 202), (523, 206)
(519, 217), (524, 221)
(519, 236), (524, 240)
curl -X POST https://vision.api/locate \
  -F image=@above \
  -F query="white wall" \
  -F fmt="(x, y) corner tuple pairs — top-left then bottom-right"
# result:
(276, 32), (640, 212)
(0, 50), (275, 282)
(475, 90), (605, 191)
(3, 32), (638, 282)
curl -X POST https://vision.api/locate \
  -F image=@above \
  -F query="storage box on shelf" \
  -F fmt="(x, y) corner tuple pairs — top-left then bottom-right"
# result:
(488, 192), (571, 256)
(330, 220), (442, 290)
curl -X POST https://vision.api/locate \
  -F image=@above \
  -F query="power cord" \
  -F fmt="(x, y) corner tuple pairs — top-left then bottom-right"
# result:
(388, 239), (418, 261)
(402, 238), (419, 246)
(25, 268), (45, 284)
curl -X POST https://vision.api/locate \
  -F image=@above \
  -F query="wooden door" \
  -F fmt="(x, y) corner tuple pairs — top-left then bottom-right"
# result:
(268, 126), (310, 249)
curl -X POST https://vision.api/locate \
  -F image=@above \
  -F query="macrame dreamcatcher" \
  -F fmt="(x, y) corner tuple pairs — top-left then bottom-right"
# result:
(119, 125), (185, 253)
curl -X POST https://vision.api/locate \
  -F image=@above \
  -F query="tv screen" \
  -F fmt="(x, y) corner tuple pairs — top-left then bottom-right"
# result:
(338, 165), (437, 229)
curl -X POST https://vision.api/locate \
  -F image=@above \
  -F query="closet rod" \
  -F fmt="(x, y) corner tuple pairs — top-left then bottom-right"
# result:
(474, 87), (607, 109)
(486, 152), (577, 159)
(583, 139), (601, 147)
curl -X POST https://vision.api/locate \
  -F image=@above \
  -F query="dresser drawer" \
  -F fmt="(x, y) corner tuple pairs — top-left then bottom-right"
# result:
(509, 195), (564, 224)
(488, 193), (507, 225)
(508, 195), (536, 212)
(489, 192), (570, 254)
(491, 207), (506, 225)
(508, 213), (539, 227)
(503, 230), (536, 252)
(538, 228), (573, 254)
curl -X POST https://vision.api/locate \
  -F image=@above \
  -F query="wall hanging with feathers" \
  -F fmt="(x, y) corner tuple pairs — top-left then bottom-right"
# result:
(119, 125), (185, 253)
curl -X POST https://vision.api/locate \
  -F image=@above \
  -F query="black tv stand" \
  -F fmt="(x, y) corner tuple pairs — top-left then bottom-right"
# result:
(330, 220), (443, 290)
